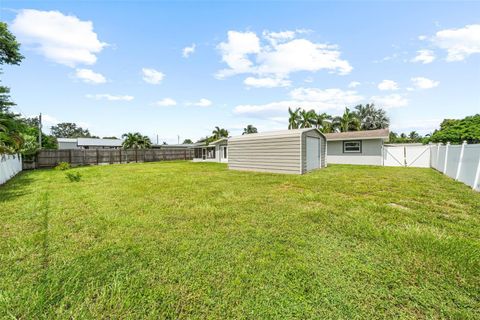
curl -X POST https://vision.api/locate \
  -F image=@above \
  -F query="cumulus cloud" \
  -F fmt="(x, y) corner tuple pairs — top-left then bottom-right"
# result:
(11, 9), (107, 67)
(348, 81), (361, 88)
(74, 68), (106, 84)
(216, 30), (352, 86)
(187, 98), (212, 107)
(244, 76), (291, 88)
(432, 24), (480, 61)
(86, 94), (134, 101)
(377, 80), (399, 91)
(234, 87), (363, 117)
(182, 44), (196, 58)
(411, 77), (439, 89)
(370, 94), (408, 109)
(153, 98), (177, 107)
(411, 49), (436, 64)
(142, 68), (165, 84)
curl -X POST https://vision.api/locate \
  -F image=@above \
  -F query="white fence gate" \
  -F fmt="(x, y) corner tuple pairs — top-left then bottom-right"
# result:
(0, 154), (23, 185)
(383, 145), (430, 168)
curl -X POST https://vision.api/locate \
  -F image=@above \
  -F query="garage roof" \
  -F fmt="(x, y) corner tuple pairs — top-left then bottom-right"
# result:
(324, 129), (389, 141)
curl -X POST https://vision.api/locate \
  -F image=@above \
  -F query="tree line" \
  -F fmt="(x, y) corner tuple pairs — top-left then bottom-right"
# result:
(287, 104), (389, 133)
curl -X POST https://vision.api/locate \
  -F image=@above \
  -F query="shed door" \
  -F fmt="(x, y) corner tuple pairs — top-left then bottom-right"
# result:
(306, 137), (320, 171)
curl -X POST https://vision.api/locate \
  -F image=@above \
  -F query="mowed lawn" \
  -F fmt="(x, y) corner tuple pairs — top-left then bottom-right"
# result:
(1, 162), (479, 319)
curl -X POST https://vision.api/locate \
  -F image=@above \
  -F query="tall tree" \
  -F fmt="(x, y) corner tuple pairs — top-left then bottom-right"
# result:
(288, 107), (300, 129)
(333, 107), (360, 132)
(354, 103), (389, 130)
(51, 123), (92, 138)
(243, 125), (258, 135)
(313, 112), (333, 132)
(298, 109), (316, 128)
(212, 126), (229, 139)
(182, 139), (193, 144)
(429, 114), (480, 144)
(0, 22), (25, 153)
(122, 132), (152, 149)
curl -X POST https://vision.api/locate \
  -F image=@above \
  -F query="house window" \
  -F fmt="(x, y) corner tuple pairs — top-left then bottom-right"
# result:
(343, 140), (362, 153)
(223, 146), (228, 159)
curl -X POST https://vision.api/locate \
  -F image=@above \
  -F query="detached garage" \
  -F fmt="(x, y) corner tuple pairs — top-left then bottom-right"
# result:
(228, 128), (326, 174)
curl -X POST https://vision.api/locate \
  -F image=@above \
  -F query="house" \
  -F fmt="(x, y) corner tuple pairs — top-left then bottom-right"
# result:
(192, 138), (228, 162)
(228, 128), (326, 174)
(57, 138), (123, 150)
(324, 129), (389, 165)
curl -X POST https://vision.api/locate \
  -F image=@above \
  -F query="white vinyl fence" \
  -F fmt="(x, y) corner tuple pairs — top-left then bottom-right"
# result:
(383, 145), (430, 167)
(0, 154), (22, 185)
(431, 142), (480, 191)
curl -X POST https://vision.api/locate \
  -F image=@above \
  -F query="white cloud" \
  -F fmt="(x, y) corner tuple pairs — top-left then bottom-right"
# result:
(418, 35), (428, 41)
(41, 114), (59, 126)
(370, 94), (408, 109)
(432, 24), (480, 61)
(11, 9), (107, 67)
(74, 68), (106, 84)
(244, 76), (291, 88)
(411, 49), (436, 64)
(188, 98), (212, 107)
(377, 80), (399, 91)
(86, 94), (134, 101)
(390, 118), (441, 134)
(411, 77), (439, 89)
(182, 44), (196, 58)
(216, 30), (352, 81)
(234, 87), (364, 117)
(348, 81), (361, 88)
(153, 98), (177, 107)
(142, 68), (165, 84)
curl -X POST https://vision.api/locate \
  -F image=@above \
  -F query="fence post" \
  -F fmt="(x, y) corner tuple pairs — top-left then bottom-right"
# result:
(96, 149), (99, 165)
(473, 154), (480, 191)
(443, 142), (450, 174)
(435, 143), (441, 170)
(455, 141), (466, 180)
(135, 149), (138, 163)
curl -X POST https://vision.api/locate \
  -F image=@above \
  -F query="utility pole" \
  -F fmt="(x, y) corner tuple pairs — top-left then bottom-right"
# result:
(156, 134), (159, 145)
(38, 113), (42, 148)
(178, 135), (180, 144)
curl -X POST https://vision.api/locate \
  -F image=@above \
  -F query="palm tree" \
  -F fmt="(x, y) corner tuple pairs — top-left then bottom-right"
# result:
(354, 103), (389, 130)
(288, 107), (300, 129)
(313, 112), (333, 132)
(121, 132), (152, 149)
(0, 115), (24, 154)
(298, 109), (316, 128)
(333, 107), (360, 132)
(243, 125), (258, 135)
(212, 126), (229, 140)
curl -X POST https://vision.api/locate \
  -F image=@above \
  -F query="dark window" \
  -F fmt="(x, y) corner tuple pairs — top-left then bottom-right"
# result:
(343, 140), (362, 153)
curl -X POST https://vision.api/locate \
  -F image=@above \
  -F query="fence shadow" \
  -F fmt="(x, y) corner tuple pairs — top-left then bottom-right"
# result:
(0, 172), (34, 203)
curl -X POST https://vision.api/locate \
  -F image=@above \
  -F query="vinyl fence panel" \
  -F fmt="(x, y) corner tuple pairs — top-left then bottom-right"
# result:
(0, 154), (22, 185)
(456, 144), (480, 190)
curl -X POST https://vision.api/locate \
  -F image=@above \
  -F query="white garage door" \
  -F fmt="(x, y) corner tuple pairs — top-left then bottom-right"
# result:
(306, 137), (320, 171)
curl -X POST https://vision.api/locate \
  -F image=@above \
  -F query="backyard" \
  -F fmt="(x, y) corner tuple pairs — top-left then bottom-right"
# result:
(0, 162), (479, 319)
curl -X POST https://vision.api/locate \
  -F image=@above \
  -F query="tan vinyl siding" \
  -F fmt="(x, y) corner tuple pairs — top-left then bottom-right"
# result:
(228, 128), (326, 175)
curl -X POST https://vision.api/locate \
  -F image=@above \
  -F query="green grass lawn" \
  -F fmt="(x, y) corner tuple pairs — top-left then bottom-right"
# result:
(1, 162), (479, 319)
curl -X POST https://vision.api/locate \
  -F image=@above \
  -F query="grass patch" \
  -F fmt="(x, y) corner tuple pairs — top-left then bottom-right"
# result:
(1, 162), (479, 318)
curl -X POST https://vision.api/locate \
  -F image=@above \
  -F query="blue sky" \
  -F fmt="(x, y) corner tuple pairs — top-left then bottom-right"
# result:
(2, 1), (479, 143)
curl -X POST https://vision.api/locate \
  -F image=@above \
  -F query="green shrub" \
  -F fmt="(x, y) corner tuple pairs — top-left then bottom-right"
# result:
(55, 162), (71, 171)
(65, 171), (81, 182)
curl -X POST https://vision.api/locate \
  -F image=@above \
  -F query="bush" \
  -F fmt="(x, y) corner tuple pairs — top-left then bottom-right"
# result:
(55, 162), (71, 171)
(65, 171), (81, 182)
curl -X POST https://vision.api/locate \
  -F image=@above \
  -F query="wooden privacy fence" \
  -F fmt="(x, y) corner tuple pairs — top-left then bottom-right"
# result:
(27, 149), (194, 169)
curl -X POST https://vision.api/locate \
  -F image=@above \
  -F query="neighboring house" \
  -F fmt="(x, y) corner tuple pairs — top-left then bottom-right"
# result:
(57, 138), (123, 150)
(192, 138), (228, 163)
(228, 128), (326, 174)
(324, 129), (389, 165)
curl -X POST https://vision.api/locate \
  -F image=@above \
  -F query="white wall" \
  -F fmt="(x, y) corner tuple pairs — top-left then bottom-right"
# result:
(0, 154), (22, 185)
(431, 143), (480, 191)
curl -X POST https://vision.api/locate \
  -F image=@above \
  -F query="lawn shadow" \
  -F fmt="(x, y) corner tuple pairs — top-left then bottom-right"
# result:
(0, 172), (35, 203)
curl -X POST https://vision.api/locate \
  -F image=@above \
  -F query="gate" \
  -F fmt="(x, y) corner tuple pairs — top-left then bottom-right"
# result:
(383, 145), (431, 167)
